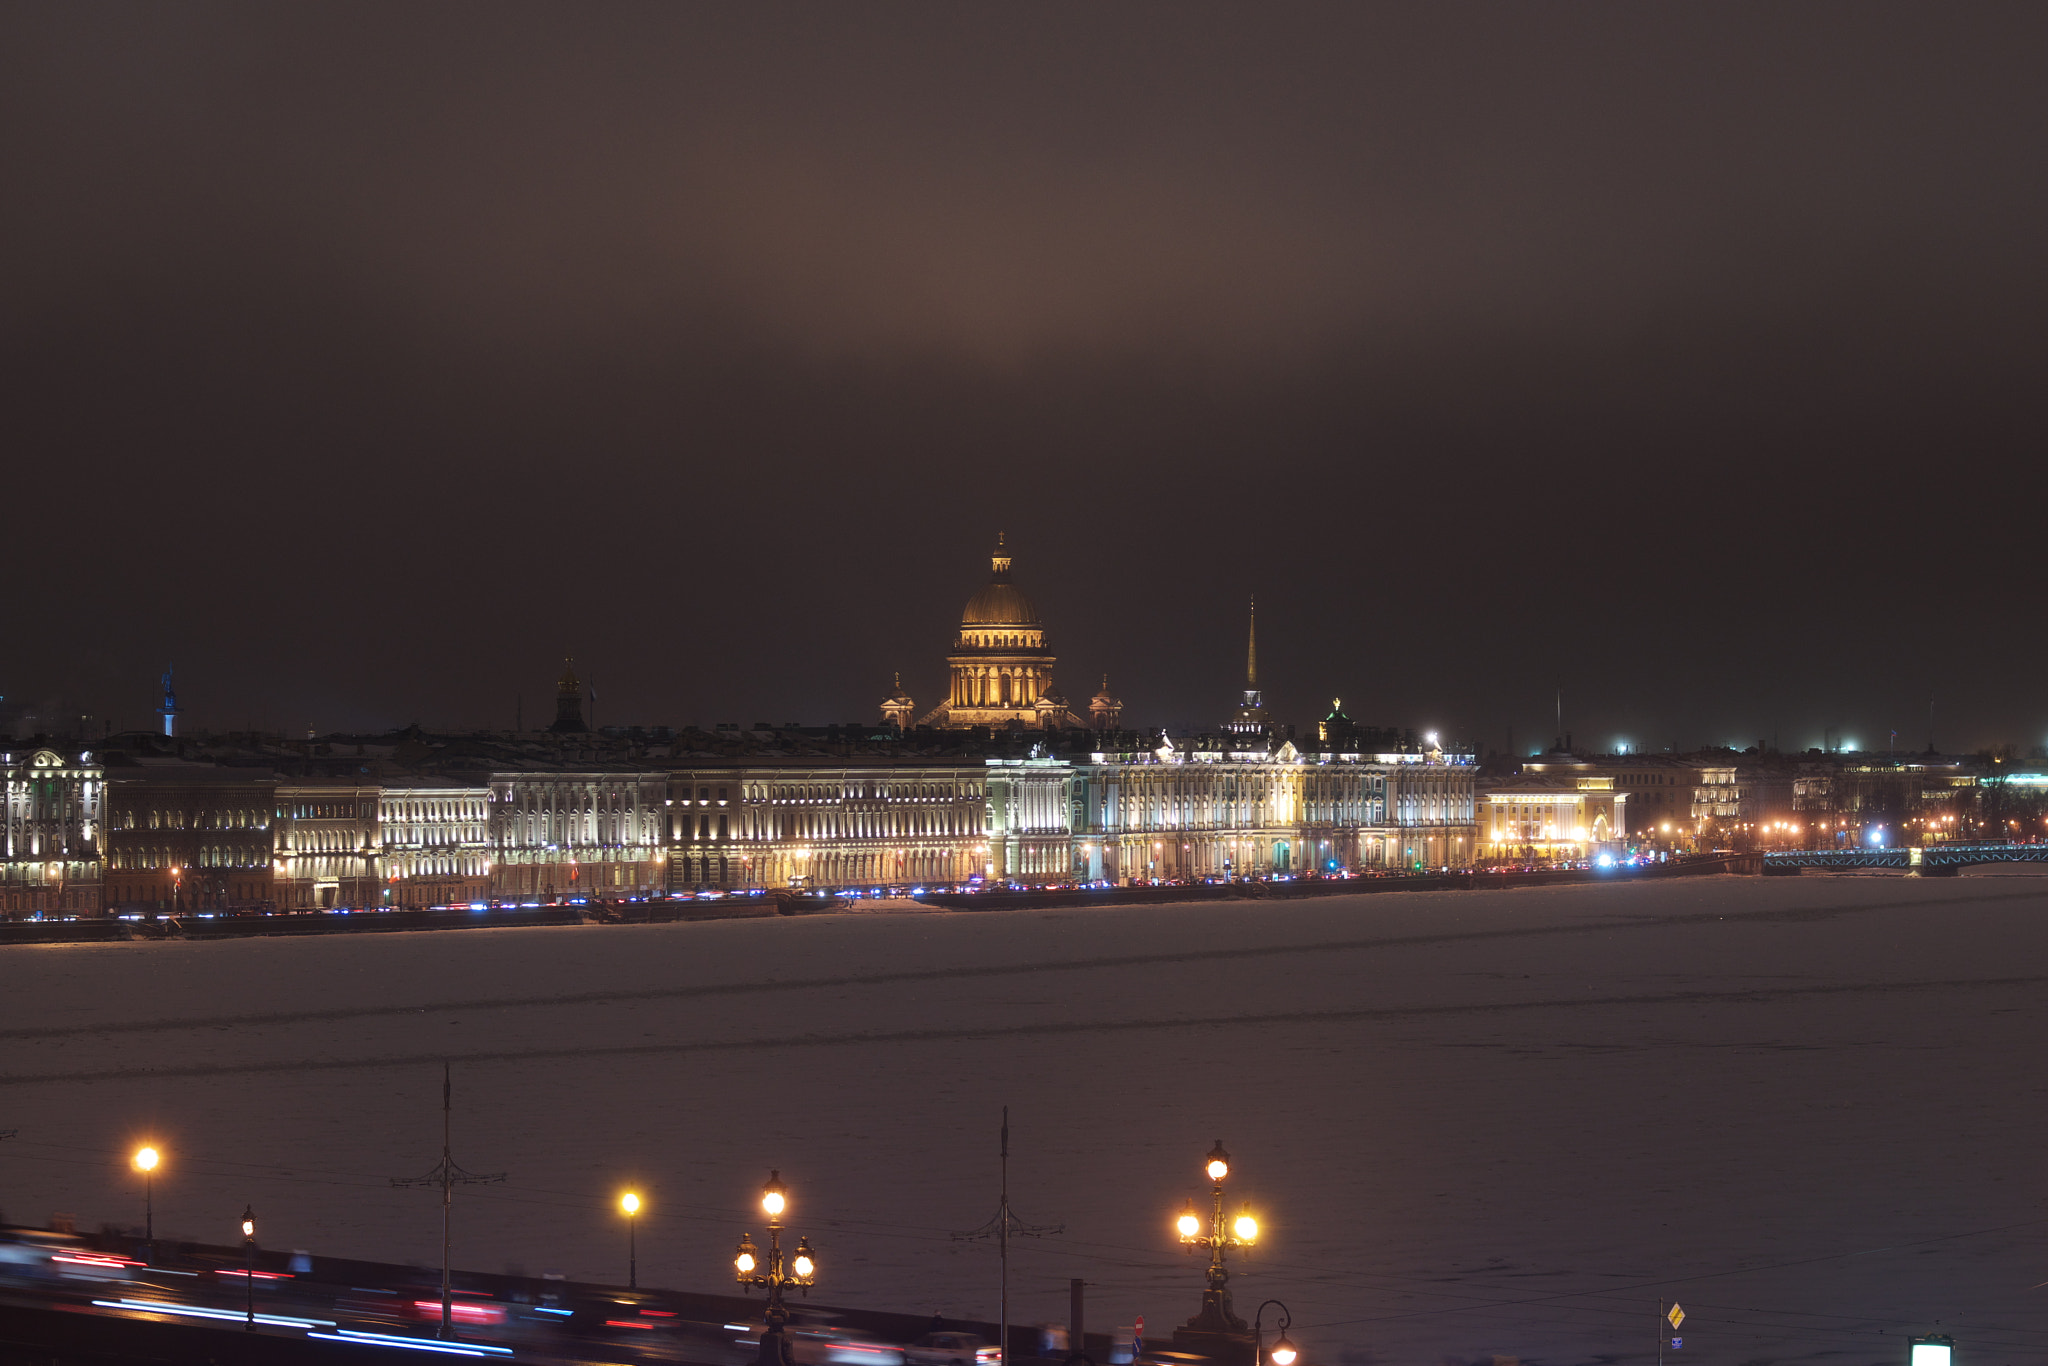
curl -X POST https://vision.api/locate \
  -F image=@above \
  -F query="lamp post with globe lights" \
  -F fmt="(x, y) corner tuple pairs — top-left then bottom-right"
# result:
(1173, 1141), (1259, 1339)
(734, 1171), (817, 1366)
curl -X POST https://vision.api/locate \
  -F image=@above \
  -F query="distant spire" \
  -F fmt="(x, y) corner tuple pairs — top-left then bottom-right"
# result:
(1247, 596), (1258, 688)
(550, 657), (589, 733)
(158, 665), (181, 738)
(992, 532), (1012, 579)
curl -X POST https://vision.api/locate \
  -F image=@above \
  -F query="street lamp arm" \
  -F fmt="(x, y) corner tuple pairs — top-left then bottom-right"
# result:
(1253, 1300), (1296, 1366)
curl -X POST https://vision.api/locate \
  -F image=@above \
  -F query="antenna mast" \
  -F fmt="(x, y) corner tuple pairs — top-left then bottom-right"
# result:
(391, 1065), (506, 1339)
(954, 1108), (1062, 1366)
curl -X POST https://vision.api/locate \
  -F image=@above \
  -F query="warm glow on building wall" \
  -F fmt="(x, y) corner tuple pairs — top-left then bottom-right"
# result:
(1475, 778), (1627, 862)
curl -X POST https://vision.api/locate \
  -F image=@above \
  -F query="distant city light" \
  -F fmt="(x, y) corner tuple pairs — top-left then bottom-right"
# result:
(1909, 1339), (1952, 1366)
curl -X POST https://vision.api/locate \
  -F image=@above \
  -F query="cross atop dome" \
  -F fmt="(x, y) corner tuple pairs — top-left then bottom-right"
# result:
(992, 531), (1011, 579)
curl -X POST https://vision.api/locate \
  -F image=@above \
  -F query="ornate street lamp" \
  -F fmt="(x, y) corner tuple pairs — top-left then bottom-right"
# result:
(734, 1170), (817, 1366)
(620, 1192), (641, 1289)
(1174, 1140), (1259, 1336)
(1253, 1300), (1297, 1366)
(240, 1206), (256, 1330)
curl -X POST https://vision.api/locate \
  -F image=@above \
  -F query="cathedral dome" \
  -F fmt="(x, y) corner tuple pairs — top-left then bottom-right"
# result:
(960, 535), (1041, 625)
(962, 580), (1041, 626)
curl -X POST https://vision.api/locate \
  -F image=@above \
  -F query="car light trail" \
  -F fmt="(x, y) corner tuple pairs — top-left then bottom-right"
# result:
(414, 1299), (504, 1323)
(310, 1329), (513, 1357)
(91, 1298), (334, 1328)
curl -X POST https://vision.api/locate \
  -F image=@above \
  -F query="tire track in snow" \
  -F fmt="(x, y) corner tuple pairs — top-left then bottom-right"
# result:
(5, 885), (2038, 1043)
(2, 970), (2040, 1088)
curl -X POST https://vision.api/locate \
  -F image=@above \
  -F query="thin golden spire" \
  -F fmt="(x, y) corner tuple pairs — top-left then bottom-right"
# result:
(1247, 595), (1257, 689)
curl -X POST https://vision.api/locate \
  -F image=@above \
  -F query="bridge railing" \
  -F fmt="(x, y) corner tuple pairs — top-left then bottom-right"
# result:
(1763, 843), (2048, 873)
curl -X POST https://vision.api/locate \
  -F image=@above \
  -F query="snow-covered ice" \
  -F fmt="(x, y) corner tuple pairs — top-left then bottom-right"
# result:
(5, 874), (2048, 1366)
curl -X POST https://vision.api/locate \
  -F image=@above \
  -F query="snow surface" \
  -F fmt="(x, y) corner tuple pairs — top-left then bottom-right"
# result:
(6, 875), (2048, 1366)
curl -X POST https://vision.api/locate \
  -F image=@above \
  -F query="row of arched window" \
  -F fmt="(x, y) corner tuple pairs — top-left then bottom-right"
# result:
(109, 846), (265, 869)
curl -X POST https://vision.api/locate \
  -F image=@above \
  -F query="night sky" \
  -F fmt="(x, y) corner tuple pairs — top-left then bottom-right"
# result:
(6, 5), (2045, 752)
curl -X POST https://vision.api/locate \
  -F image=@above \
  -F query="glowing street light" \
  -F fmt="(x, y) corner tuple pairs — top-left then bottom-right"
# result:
(133, 1145), (161, 1250)
(621, 1192), (642, 1289)
(1173, 1140), (1261, 1337)
(240, 1205), (256, 1330)
(733, 1170), (817, 1366)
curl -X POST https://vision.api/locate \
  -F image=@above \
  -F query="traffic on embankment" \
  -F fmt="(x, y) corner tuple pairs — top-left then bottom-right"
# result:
(0, 855), (1756, 946)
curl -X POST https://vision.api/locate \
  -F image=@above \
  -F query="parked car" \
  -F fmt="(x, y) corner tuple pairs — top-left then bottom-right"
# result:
(903, 1332), (1001, 1366)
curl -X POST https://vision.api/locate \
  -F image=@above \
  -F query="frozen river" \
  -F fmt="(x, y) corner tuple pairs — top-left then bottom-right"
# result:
(6, 873), (2048, 1366)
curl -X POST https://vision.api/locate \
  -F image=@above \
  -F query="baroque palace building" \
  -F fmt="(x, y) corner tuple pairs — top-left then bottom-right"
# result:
(2, 744), (104, 914)
(668, 761), (991, 890)
(489, 769), (667, 898)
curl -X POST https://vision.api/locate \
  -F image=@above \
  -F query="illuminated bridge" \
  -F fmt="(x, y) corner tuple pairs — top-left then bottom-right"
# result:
(1763, 843), (2048, 876)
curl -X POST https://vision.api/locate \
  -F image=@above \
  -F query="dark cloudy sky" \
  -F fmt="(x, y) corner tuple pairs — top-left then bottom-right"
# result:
(5, 3), (2045, 752)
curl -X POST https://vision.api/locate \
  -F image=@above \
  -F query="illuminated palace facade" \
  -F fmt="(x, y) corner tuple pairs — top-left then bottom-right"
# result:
(71, 724), (1471, 910)
(668, 763), (992, 889)
(16, 539), (1473, 915)
(1074, 737), (1474, 881)
(2, 746), (104, 914)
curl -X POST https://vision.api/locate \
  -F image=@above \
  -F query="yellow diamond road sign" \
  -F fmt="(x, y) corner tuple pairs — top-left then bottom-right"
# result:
(1668, 1305), (1685, 1329)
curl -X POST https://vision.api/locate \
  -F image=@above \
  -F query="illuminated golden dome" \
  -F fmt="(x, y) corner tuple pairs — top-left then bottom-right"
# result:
(961, 533), (1041, 626)
(962, 582), (1040, 626)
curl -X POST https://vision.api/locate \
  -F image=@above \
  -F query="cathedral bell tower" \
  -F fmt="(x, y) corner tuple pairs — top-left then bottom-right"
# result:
(880, 673), (916, 730)
(1089, 675), (1124, 731)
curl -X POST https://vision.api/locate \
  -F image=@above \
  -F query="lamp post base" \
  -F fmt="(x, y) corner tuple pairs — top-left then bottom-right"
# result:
(1176, 1287), (1251, 1365)
(757, 1299), (792, 1366)
(1182, 1285), (1247, 1335)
